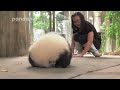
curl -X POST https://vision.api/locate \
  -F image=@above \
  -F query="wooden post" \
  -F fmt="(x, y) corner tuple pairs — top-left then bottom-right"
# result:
(0, 11), (30, 57)
(53, 11), (55, 31)
(29, 11), (33, 44)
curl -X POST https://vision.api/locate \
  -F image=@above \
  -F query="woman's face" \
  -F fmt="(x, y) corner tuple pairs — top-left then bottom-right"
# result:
(72, 16), (81, 28)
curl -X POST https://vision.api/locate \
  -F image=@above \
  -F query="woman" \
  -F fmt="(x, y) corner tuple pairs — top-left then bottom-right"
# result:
(71, 12), (102, 57)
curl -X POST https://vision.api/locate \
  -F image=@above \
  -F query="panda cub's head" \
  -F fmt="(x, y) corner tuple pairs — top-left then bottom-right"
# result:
(28, 32), (72, 68)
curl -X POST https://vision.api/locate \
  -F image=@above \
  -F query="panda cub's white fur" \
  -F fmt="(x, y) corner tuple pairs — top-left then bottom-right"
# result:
(28, 32), (72, 68)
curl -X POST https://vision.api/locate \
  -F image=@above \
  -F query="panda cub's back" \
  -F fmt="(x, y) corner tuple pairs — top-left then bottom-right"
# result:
(29, 32), (69, 63)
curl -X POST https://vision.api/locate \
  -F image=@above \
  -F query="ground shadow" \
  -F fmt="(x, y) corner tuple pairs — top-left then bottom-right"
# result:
(84, 56), (120, 59)
(26, 65), (76, 73)
(73, 56), (120, 60)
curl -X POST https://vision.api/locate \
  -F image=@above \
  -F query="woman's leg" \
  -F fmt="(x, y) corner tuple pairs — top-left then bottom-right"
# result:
(74, 41), (83, 54)
(84, 43), (102, 57)
(74, 33), (102, 57)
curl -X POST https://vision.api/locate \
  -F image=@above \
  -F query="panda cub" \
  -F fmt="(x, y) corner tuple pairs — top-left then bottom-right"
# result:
(28, 32), (72, 68)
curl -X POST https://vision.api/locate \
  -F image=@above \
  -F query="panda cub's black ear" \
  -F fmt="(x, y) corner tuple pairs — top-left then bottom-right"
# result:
(55, 50), (71, 68)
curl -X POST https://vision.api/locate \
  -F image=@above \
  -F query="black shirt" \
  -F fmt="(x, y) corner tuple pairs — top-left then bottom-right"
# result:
(73, 21), (100, 40)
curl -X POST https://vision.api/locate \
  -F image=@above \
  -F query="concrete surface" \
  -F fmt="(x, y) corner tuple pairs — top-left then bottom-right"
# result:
(0, 55), (120, 79)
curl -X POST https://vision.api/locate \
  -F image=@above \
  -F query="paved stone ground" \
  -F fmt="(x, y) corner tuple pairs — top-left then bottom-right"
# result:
(0, 55), (120, 79)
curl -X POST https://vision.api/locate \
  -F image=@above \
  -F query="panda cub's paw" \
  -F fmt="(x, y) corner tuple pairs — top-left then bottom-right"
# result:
(41, 63), (51, 68)
(55, 64), (68, 68)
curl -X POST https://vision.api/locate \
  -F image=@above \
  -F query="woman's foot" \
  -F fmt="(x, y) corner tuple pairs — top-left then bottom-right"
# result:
(72, 54), (83, 57)
(88, 43), (102, 57)
(91, 50), (102, 57)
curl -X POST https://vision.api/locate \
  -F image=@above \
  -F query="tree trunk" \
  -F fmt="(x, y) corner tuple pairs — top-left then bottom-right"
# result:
(94, 11), (102, 32)
(49, 11), (52, 32)
(0, 11), (30, 57)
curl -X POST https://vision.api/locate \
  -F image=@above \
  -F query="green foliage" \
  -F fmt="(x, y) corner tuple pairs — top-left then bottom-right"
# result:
(56, 14), (68, 22)
(101, 11), (120, 52)
(33, 11), (68, 33)
(33, 11), (50, 32)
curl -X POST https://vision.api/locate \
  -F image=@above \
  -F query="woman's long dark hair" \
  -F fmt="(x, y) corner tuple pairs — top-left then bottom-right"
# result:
(71, 12), (85, 31)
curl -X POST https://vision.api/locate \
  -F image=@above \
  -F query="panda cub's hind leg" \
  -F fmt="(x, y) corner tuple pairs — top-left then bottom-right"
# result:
(28, 54), (39, 67)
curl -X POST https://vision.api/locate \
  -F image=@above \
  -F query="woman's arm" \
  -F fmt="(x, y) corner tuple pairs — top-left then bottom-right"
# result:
(80, 31), (94, 56)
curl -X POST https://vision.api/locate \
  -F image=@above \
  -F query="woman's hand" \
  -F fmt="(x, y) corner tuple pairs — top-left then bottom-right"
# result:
(72, 53), (83, 57)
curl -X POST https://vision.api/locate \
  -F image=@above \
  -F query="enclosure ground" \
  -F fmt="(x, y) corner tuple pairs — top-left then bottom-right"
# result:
(0, 55), (120, 79)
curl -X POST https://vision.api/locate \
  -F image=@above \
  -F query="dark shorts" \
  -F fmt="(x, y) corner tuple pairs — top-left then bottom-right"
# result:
(74, 33), (101, 50)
